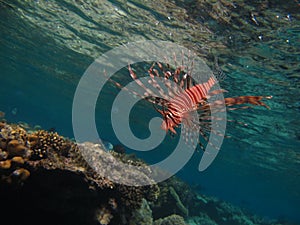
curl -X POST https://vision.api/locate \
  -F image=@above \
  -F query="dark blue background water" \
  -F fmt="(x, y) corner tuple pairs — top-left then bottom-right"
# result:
(1, 0), (299, 223)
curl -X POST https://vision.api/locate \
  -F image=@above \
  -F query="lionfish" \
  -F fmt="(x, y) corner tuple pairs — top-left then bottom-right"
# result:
(108, 60), (272, 150)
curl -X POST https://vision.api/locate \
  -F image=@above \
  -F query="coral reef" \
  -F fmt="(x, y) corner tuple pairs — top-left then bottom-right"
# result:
(169, 187), (189, 217)
(152, 175), (291, 225)
(0, 121), (296, 225)
(187, 214), (218, 225)
(0, 122), (159, 225)
(152, 176), (194, 219)
(29, 130), (71, 159)
(0, 121), (32, 184)
(96, 206), (114, 225)
(153, 214), (187, 225)
(129, 198), (153, 225)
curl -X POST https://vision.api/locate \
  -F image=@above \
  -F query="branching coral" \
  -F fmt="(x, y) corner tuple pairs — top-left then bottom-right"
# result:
(169, 187), (189, 217)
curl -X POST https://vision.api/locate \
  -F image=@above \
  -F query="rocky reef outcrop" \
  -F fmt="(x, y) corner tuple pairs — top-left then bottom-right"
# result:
(0, 121), (295, 225)
(0, 121), (159, 225)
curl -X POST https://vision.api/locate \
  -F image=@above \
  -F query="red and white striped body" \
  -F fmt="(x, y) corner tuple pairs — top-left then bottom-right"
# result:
(160, 76), (217, 134)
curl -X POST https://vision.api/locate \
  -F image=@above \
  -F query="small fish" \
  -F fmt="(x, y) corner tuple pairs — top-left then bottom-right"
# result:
(103, 140), (114, 151)
(0, 111), (5, 118)
(11, 107), (17, 115)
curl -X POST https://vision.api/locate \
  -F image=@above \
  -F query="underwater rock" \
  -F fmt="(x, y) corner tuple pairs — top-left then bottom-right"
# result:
(77, 142), (160, 208)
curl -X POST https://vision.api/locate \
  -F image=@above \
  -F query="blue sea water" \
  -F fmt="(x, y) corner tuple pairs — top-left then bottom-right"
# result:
(1, 0), (300, 224)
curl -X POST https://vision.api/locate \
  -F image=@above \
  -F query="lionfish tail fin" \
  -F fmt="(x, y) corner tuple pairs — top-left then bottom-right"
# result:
(225, 95), (272, 110)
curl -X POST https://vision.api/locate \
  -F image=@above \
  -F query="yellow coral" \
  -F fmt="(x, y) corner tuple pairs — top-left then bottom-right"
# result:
(0, 159), (11, 169)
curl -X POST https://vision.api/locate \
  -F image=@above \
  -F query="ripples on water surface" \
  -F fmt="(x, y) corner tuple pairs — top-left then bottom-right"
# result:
(0, 0), (299, 224)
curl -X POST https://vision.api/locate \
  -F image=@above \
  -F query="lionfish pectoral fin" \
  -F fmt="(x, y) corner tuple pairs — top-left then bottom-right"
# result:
(207, 89), (228, 98)
(128, 64), (138, 80)
(169, 127), (177, 135)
